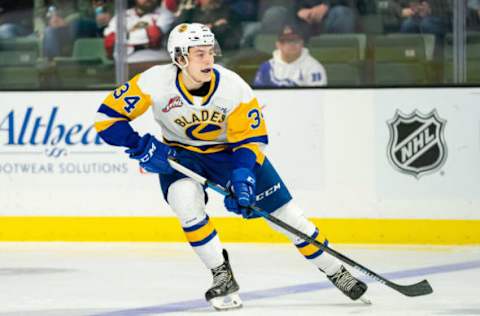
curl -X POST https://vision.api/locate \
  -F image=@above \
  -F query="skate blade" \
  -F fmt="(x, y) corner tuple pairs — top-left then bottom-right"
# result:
(209, 292), (243, 311)
(359, 296), (372, 305)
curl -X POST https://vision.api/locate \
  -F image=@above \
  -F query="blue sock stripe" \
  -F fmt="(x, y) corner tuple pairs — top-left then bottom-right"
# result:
(189, 230), (217, 247)
(183, 215), (210, 232)
(305, 239), (329, 259)
(295, 228), (319, 248)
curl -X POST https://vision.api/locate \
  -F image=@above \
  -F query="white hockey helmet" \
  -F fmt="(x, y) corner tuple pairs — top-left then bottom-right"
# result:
(167, 23), (220, 67)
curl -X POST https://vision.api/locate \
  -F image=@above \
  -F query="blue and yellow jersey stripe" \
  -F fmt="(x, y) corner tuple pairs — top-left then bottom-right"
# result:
(233, 142), (265, 165)
(94, 74), (152, 147)
(226, 97), (268, 165)
(163, 138), (266, 165)
(182, 215), (218, 247)
(163, 139), (229, 154)
(295, 228), (329, 259)
(176, 68), (220, 106)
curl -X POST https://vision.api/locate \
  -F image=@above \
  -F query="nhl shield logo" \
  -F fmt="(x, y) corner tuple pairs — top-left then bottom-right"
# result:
(387, 109), (447, 178)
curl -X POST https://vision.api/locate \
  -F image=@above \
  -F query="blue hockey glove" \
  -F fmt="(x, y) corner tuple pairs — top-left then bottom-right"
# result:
(125, 133), (176, 174)
(224, 168), (256, 218)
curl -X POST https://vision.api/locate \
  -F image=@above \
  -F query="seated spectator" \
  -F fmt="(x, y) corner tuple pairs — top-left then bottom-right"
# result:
(468, 0), (480, 31)
(240, 4), (290, 48)
(253, 24), (327, 87)
(223, 0), (258, 22)
(163, 0), (179, 12)
(356, 0), (378, 15)
(37, 0), (105, 60)
(398, 0), (450, 38)
(0, 1), (34, 39)
(375, 0), (404, 32)
(104, 0), (175, 63)
(295, 0), (357, 40)
(72, 0), (113, 39)
(175, 0), (242, 50)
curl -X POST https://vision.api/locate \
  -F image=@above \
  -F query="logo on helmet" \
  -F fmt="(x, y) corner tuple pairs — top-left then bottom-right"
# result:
(178, 24), (188, 33)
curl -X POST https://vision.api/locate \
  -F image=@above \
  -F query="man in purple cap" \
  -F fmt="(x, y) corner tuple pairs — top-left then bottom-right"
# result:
(253, 24), (327, 87)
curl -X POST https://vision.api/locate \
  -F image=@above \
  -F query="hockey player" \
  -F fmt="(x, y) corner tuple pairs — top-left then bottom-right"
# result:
(94, 23), (367, 311)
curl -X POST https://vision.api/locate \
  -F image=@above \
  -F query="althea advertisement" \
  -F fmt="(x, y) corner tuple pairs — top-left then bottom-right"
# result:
(0, 89), (479, 219)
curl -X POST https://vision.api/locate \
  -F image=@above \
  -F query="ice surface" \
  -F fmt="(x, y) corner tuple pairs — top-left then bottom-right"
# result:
(0, 242), (478, 316)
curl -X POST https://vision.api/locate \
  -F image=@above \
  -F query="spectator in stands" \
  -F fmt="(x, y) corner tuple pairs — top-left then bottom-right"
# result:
(224, 0), (258, 22)
(240, 3), (290, 48)
(295, 0), (357, 40)
(468, 0), (480, 30)
(37, 0), (103, 59)
(398, 0), (451, 37)
(253, 23), (327, 87)
(356, 0), (377, 15)
(163, 0), (179, 12)
(470, 0), (480, 15)
(375, 0), (403, 32)
(0, 1), (34, 39)
(104, 0), (175, 63)
(175, 0), (242, 50)
(73, 0), (113, 38)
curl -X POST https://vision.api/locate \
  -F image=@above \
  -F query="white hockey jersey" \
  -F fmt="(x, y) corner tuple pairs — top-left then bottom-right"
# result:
(95, 64), (268, 165)
(253, 48), (327, 87)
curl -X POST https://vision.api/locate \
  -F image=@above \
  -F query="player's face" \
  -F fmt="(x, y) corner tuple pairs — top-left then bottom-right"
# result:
(277, 39), (304, 63)
(187, 46), (215, 83)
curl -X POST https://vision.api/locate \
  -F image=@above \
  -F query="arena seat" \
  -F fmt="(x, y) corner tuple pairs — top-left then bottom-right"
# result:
(253, 33), (277, 54)
(308, 34), (366, 86)
(53, 38), (114, 89)
(225, 49), (271, 85)
(0, 37), (40, 89)
(54, 38), (109, 65)
(373, 33), (430, 85)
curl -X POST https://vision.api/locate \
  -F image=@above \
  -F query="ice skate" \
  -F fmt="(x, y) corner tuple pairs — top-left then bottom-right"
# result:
(327, 265), (371, 304)
(205, 249), (242, 311)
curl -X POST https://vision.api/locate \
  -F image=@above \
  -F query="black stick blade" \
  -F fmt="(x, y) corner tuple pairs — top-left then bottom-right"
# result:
(393, 279), (433, 297)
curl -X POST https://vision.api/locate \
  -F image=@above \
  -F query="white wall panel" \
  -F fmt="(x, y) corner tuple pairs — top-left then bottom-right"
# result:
(0, 89), (479, 219)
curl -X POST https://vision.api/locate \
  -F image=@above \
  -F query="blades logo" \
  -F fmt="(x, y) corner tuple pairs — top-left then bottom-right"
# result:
(387, 109), (447, 178)
(162, 96), (183, 113)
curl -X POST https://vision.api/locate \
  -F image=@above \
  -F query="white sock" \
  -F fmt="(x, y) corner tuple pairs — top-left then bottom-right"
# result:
(190, 233), (224, 269)
(181, 215), (224, 269)
(168, 179), (224, 270)
(311, 249), (342, 276)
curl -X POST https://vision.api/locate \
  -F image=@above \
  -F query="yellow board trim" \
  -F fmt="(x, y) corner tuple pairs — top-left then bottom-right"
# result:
(0, 217), (479, 244)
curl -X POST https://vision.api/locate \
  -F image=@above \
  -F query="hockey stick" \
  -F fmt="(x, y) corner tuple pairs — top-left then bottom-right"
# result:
(167, 158), (433, 297)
